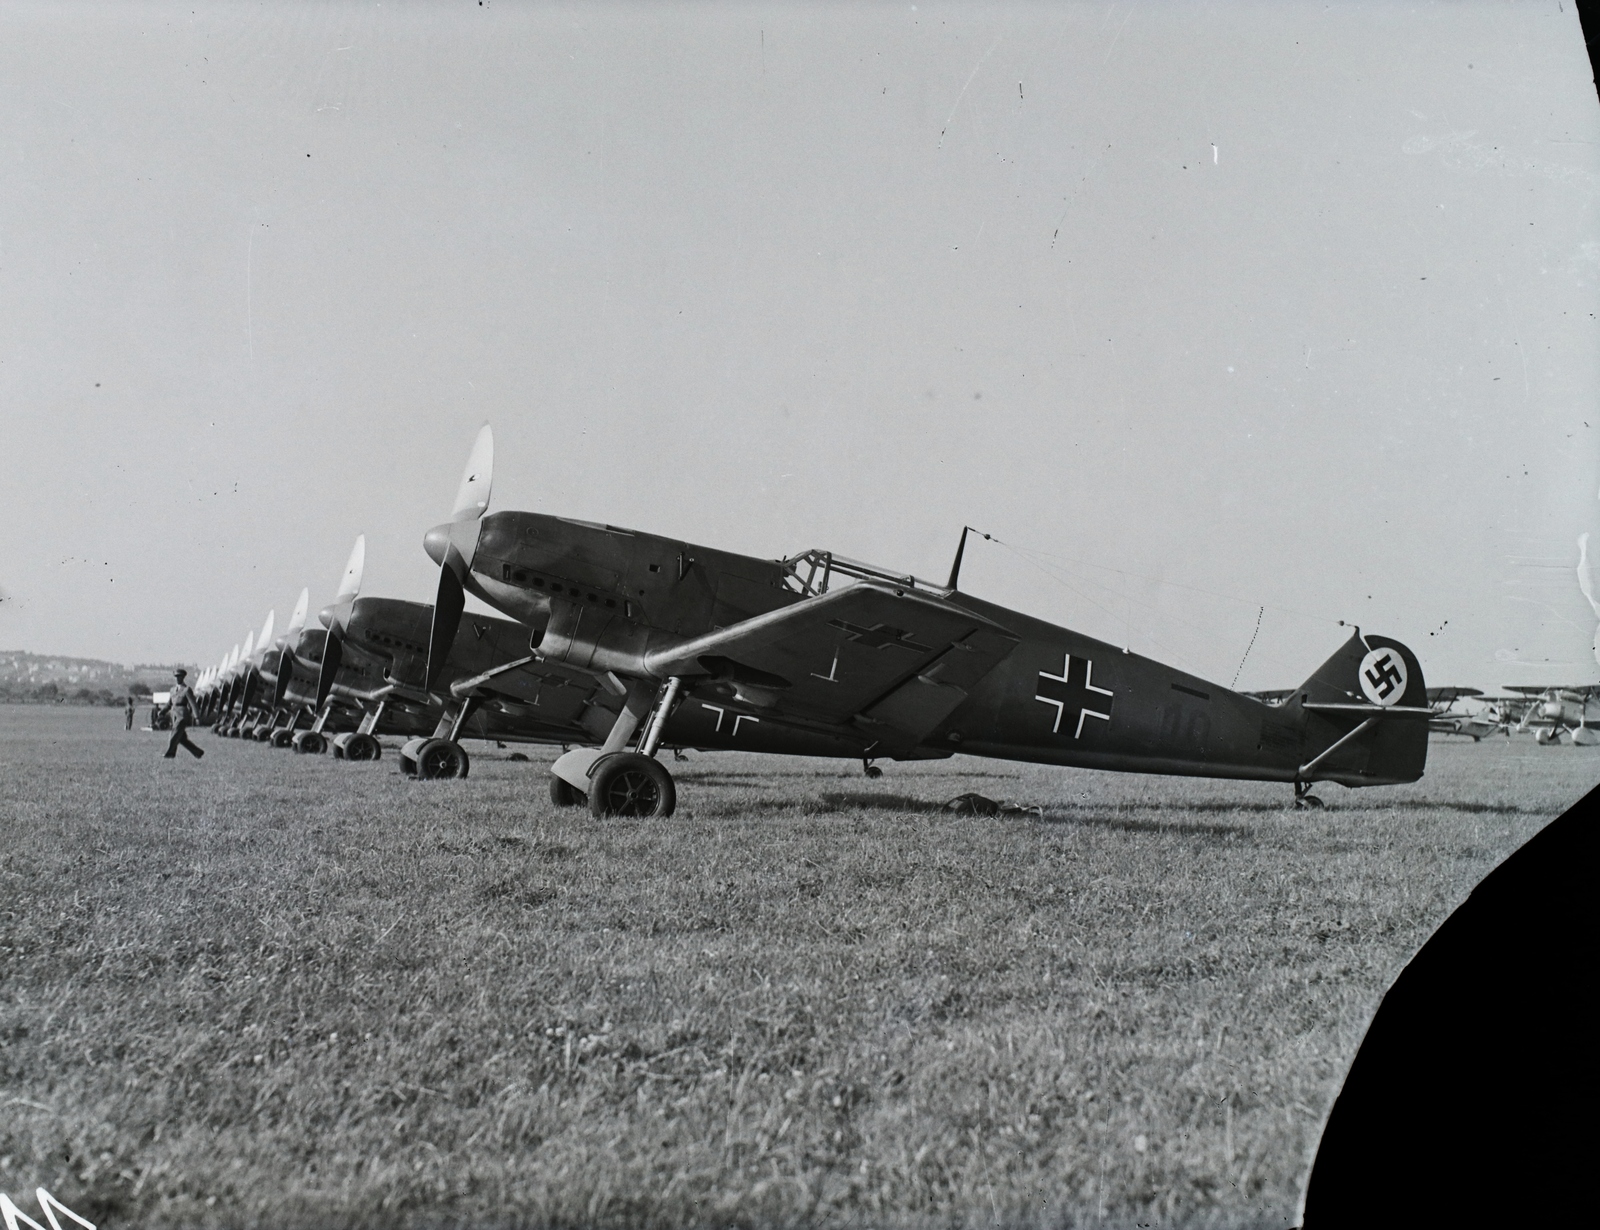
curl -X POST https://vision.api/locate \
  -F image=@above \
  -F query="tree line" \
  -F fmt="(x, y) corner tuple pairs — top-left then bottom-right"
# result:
(1, 681), (154, 705)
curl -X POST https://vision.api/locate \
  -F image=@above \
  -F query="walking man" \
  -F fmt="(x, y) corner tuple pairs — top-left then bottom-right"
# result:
(125, 695), (135, 730)
(163, 669), (205, 760)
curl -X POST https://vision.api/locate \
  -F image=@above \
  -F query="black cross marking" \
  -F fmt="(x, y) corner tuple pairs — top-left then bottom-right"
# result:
(1035, 654), (1115, 738)
(826, 619), (935, 652)
(1364, 651), (1404, 701)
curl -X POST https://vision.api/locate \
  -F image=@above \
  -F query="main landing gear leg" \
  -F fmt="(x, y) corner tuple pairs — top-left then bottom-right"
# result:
(1294, 780), (1324, 810)
(551, 678), (684, 818)
(862, 742), (883, 779)
(404, 697), (480, 780)
(293, 703), (335, 755)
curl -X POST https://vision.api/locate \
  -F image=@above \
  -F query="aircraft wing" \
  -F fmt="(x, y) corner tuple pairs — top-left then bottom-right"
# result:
(644, 581), (1021, 745)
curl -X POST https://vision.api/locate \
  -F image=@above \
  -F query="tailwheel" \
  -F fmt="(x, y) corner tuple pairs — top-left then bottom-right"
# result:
(416, 738), (470, 780)
(549, 775), (586, 808)
(588, 753), (675, 819)
(1293, 781), (1324, 810)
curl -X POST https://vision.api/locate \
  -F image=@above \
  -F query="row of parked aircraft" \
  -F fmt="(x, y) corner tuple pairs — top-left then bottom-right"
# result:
(1245, 684), (1599, 744)
(185, 427), (1438, 815)
(1423, 686), (1600, 745)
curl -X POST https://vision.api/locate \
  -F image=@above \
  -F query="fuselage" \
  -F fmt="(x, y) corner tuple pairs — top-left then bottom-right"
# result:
(450, 512), (1425, 787)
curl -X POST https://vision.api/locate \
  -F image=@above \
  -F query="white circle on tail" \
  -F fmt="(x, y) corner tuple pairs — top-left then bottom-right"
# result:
(1358, 647), (1408, 706)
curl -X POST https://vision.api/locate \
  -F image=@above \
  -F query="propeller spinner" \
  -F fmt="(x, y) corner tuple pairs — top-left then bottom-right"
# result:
(422, 424), (493, 689)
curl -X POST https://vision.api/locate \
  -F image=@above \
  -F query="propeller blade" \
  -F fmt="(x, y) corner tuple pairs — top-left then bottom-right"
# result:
(271, 648), (297, 709)
(241, 630), (255, 661)
(256, 609), (276, 659)
(314, 627), (344, 711)
(425, 560), (466, 690)
(451, 424), (494, 521)
(335, 535), (366, 606)
(286, 587), (310, 639)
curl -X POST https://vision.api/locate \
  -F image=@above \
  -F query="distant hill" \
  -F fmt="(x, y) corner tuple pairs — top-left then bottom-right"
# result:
(0, 651), (196, 703)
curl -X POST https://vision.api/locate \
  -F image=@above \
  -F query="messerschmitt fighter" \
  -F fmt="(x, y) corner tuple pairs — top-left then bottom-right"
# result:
(267, 536), (636, 772)
(416, 428), (1432, 818)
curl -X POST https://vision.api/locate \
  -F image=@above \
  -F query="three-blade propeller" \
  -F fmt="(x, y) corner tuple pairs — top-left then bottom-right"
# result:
(423, 424), (494, 690)
(314, 535), (366, 710)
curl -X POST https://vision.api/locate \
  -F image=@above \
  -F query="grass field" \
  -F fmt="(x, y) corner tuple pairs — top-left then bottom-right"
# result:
(1, 705), (1593, 1229)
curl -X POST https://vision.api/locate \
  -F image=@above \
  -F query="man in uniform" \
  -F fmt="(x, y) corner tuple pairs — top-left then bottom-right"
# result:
(163, 669), (205, 760)
(125, 694), (135, 730)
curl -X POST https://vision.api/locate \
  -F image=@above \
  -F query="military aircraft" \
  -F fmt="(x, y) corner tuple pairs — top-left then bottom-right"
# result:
(209, 627), (261, 735)
(1425, 687), (1511, 741)
(238, 589), (313, 739)
(1503, 685), (1600, 746)
(412, 427), (1432, 817)
(265, 536), (639, 771)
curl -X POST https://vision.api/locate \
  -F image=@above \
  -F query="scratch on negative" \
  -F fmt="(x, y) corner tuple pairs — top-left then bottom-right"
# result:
(1104, 4), (1135, 65)
(939, 33), (1003, 148)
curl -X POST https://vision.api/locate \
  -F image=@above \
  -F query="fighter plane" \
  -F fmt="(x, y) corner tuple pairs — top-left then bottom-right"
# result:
(267, 536), (641, 771)
(1503, 685), (1600, 746)
(412, 427), (1432, 817)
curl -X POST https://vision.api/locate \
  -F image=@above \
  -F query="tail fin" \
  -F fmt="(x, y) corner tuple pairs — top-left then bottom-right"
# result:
(1294, 630), (1429, 786)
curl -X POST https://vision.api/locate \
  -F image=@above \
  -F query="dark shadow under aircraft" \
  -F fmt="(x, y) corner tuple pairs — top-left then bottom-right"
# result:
(409, 428), (1431, 818)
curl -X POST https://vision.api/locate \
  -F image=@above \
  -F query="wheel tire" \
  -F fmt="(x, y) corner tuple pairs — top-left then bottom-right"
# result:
(346, 733), (382, 762)
(297, 731), (327, 756)
(271, 729), (294, 748)
(588, 753), (675, 819)
(549, 775), (585, 807)
(1295, 794), (1325, 810)
(864, 765), (884, 779)
(416, 739), (470, 780)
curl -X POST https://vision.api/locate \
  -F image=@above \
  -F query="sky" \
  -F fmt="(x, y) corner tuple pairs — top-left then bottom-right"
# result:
(2, 0), (1597, 695)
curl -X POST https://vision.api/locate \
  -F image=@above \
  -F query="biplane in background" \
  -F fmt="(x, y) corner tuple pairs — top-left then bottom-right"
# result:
(1425, 687), (1512, 741)
(1503, 685), (1600, 746)
(408, 427), (1432, 817)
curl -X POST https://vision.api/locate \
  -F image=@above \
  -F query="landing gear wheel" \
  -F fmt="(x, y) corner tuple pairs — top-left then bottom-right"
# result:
(294, 731), (327, 755)
(344, 733), (382, 762)
(864, 765), (884, 779)
(1294, 794), (1324, 810)
(588, 753), (676, 819)
(271, 729), (294, 748)
(549, 775), (586, 807)
(416, 738), (470, 780)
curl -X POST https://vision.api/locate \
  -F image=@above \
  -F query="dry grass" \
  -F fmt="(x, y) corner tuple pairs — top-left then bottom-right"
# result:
(1, 706), (1591, 1228)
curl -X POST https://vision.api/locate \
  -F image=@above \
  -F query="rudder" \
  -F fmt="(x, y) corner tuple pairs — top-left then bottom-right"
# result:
(1295, 631), (1429, 786)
